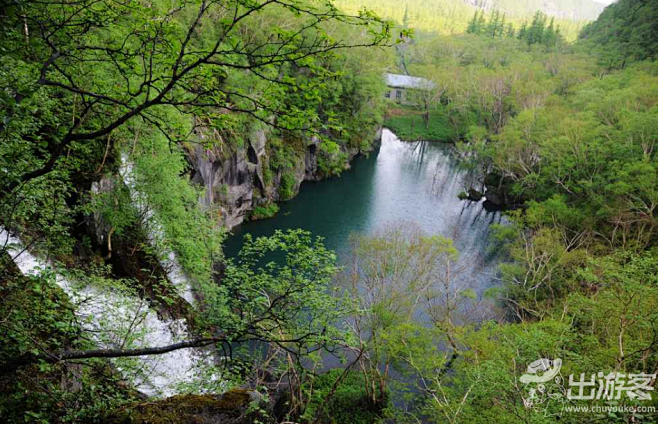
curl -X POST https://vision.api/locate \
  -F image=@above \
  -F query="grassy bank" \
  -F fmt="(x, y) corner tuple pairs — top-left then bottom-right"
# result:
(383, 106), (456, 142)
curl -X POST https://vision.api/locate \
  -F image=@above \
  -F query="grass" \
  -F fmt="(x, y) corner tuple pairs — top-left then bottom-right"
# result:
(384, 105), (456, 142)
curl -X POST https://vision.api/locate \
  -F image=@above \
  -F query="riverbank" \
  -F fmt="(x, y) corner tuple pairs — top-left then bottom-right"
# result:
(383, 105), (459, 142)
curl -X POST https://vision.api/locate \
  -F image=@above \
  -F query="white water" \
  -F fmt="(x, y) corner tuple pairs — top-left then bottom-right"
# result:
(92, 155), (196, 304)
(2, 229), (220, 397)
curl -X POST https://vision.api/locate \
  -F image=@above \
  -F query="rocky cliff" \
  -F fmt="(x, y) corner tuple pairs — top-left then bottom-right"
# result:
(187, 127), (383, 229)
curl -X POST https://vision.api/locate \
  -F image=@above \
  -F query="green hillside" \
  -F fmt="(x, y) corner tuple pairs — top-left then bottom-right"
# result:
(579, 0), (658, 68)
(334, 0), (603, 39)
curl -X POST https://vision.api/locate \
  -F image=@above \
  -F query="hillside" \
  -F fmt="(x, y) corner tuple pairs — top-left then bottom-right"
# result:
(579, 0), (658, 67)
(334, 0), (604, 38)
(464, 0), (605, 20)
(3, 0), (658, 423)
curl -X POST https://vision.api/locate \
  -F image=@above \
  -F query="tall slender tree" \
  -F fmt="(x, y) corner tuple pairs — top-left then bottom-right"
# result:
(506, 22), (516, 38)
(466, 10), (479, 34)
(476, 10), (487, 35)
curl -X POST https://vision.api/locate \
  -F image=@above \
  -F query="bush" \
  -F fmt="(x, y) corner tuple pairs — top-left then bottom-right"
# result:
(317, 140), (348, 178)
(278, 173), (297, 201)
(250, 203), (280, 220)
(301, 370), (388, 424)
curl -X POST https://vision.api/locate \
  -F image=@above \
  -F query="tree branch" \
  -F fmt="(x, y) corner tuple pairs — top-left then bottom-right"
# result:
(0, 337), (224, 376)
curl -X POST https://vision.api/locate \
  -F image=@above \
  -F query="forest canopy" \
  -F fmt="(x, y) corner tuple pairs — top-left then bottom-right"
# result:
(2, 0), (658, 423)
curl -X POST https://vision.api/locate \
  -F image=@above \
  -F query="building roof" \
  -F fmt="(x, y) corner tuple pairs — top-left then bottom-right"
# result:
(384, 73), (435, 90)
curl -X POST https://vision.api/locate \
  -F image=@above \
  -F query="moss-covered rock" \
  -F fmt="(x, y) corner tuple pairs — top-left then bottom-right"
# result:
(106, 389), (265, 424)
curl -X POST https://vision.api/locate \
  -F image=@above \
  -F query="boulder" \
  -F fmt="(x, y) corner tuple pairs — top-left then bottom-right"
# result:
(467, 188), (484, 201)
(107, 389), (269, 424)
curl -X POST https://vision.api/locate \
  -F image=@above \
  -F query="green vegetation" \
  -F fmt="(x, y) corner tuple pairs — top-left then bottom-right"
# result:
(0, 262), (135, 423)
(3, 0), (658, 423)
(384, 105), (458, 141)
(301, 369), (389, 424)
(361, 2), (658, 422)
(580, 0), (658, 69)
(335, 0), (600, 40)
(278, 172), (297, 201)
(317, 140), (349, 177)
(107, 391), (254, 424)
(250, 203), (280, 221)
(0, 0), (392, 422)
(467, 10), (565, 49)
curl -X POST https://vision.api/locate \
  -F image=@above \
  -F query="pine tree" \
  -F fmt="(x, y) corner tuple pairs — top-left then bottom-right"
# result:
(506, 23), (515, 38)
(555, 26), (564, 46)
(466, 10), (478, 34)
(527, 11), (547, 45)
(496, 13), (507, 37)
(518, 22), (528, 41)
(486, 10), (499, 38)
(544, 17), (556, 47)
(476, 10), (486, 35)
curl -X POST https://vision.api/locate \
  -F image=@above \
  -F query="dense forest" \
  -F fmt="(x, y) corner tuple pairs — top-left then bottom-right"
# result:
(334, 0), (600, 40)
(1, 0), (658, 423)
(579, 0), (658, 68)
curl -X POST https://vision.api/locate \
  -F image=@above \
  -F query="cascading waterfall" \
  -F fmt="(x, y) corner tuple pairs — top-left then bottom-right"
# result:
(2, 153), (225, 396)
(2, 228), (220, 397)
(108, 154), (195, 304)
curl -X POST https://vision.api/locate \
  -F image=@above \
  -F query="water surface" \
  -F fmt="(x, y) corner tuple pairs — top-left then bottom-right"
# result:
(224, 129), (505, 293)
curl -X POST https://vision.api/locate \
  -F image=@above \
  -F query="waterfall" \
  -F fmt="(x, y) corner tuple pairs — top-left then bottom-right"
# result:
(90, 155), (197, 304)
(1, 228), (220, 397)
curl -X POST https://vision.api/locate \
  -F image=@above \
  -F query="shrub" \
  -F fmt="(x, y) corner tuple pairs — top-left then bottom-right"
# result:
(278, 173), (297, 201)
(301, 370), (389, 424)
(317, 140), (348, 178)
(250, 203), (280, 220)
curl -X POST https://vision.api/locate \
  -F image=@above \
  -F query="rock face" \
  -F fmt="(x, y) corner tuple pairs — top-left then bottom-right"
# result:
(482, 172), (524, 210)
(188, 126), (383, 229)
(187, 140), (260, 229)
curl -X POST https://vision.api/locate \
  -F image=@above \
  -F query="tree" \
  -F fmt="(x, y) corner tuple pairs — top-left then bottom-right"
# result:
(544, 17), (557, 47)
(518, 21), (528, 40)
(466, 10), (479, 34)
(0, 0), (392, 204)
(1, 230), (343, 386)
(506, 23), (516, 38)
(526, 11), (547, 45)
(486, 10), (500, 38)
(498, 13), (507, 39)
(476, 10), (487, 35)
(579, 0), (658, 68)
(341, 222), (470, 406)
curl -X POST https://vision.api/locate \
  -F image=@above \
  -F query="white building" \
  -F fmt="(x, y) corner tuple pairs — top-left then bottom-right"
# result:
(384, 73), (435, 105)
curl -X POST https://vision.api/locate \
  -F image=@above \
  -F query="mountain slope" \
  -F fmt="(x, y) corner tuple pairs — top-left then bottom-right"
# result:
(579, 0), (658, 67)
(464, 0), (605, 21)
(335, 0), (603, 39)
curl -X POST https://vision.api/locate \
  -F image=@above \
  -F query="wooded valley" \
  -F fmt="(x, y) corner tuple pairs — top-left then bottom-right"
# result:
(1, 0), (657, 423)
